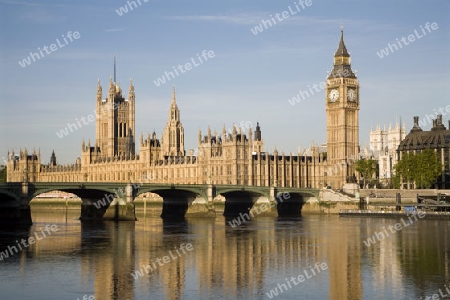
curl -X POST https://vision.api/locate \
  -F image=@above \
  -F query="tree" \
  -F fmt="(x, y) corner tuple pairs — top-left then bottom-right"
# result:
(414, 149), (442, 188)
(0, 166), (6, 183)
(394, 149), (442, 189)
(394, 152), (417, 189)
(355, 158), (377, 188)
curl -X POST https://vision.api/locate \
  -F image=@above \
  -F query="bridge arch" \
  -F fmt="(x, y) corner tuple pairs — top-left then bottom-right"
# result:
(215, 186), (271, 217)
(136, 184), (209, 219)
(29, 183), (136, 221)
(0, 190), (21, 204)
(274, 188), (320, 217)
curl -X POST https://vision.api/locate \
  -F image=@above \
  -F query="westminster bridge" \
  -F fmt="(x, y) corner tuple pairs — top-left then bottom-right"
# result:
(0, 182), (320, 226)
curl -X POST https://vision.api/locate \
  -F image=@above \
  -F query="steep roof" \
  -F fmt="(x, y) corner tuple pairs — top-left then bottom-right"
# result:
(398, 116), (450, 151)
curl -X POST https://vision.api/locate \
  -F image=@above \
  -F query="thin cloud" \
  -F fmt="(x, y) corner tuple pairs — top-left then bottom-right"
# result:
(166, 13), (264, 25)
(0, 0), (40, 6)
(166, 14), (387, 31)
(104, 28), (126, 32)
(20, 9), (67, 22)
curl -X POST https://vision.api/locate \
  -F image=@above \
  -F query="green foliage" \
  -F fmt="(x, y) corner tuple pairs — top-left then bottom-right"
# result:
(355, 158), (377, 188)
(392, 175), (401, 189)
(0, 166), (6, 182)
(394, 149), (442, 189)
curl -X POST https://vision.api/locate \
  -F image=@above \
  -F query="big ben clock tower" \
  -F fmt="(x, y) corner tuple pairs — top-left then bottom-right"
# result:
(326, 30), (359, 188)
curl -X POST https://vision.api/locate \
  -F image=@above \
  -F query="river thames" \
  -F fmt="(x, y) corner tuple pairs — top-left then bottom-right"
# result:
(0, 207), (448, 300)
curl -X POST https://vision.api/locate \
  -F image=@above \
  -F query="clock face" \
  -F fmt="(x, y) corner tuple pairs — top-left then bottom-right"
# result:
(328, 89), (339, 102)
(347, 89), (356, 102)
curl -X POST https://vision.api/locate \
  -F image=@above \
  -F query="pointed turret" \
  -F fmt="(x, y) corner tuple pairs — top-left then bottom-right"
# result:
(222, 124), (227, 138)
(97, 78), (102, 101)
(50, 150), (57, 166)
(128, 78), (134, 93)
(128, 78), (135, 104)
(334, 30), (350, 58)
(172, 84), (176, 105)
(254, 122), (262, 141)
(161, 86), (185, 156)
(328, 30), (356, 79)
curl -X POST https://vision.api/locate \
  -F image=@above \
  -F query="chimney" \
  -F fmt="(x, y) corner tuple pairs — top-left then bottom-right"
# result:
(437, 114), (443, 125)
(432, 119), (437, 128)
(411, 116), (423, 132)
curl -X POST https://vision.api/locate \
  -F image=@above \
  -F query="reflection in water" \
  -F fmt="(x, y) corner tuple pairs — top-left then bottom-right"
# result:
(0, 208), (448, 300)
(80, 221), (136, 300)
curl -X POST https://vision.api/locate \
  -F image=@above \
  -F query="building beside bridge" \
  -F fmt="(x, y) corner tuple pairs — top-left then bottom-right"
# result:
(397, 115), (450, 188)
(7, 31), (360, 190)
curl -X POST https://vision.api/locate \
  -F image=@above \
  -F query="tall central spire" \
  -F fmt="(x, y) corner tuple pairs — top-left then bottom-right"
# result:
(114, 54), (116, 84)
(162, 86), (185, 156)
(335, 30), (349, 57)
(172, 84), (176, 104)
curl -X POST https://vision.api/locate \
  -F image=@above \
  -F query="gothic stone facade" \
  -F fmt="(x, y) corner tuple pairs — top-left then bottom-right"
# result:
(369, 122), (406, 184)
(7, 32), (359, 189)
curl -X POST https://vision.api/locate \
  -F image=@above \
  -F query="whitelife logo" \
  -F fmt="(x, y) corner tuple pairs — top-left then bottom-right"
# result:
(131, 243), (194, 280)
(376, 22), (438, 58)
(153, 50), (215, 87)
(250, 0), (313, 35)
(115, 0), (149, 16)
(55, 101), (120, 139)
(419, 284), (450, 300)
(18, 31), (81, 68)
(227, 193), (291, 228)
(0, 225), (59, 261)
(363, 212), (425, 247)
(265, 262), (328, 298)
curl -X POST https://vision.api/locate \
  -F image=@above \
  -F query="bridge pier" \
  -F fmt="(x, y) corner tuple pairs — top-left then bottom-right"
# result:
(103, 200), (136, 221)
(0, 183), (32, 227)
(222, 192), (257, 218)
(276, 193), (304, 217)
(79, 183), (137, 221)
(80, 199), (136, 221)
(0, 205), (32, 228)
(158, 190), (196, 220)
(18, 182), (32, 226)
(80, 196), (136, 222)
(80, 198), (108, 221)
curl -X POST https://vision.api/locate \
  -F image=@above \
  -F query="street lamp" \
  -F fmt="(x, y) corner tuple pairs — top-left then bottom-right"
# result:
(23, 169), (28, 183)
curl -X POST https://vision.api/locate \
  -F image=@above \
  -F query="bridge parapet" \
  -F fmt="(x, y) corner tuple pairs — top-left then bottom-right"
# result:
(0, 183), (322, 222)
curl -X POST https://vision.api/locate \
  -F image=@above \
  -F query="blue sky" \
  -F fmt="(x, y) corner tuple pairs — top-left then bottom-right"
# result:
(0, 0), (449, 164)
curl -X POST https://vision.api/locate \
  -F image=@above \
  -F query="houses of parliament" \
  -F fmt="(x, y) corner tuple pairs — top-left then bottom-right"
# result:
(7, 31), (360, 190)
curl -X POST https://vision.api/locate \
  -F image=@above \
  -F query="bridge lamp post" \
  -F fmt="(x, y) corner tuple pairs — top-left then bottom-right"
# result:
(23, 169), (28, 183)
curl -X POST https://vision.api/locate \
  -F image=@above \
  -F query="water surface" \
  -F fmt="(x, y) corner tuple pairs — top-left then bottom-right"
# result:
(0, 208), (448, 300)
